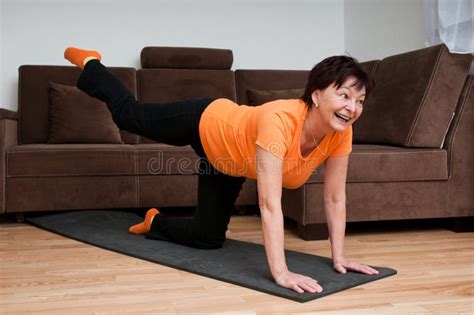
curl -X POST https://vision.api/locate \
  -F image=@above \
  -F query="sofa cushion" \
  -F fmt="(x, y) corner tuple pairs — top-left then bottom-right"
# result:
(18, 65), (139, 145)
(137, 69), (236, 143)
(138, 175), (257, 207)
(48, 83), (123, 144)
(357, 60), (380, 79)
(140, 47), (233, 70)
(235, 70), (309, 105)
(7, 144), (135, 177)
(134, 143), (201, 175)
(0, 108), (18, 120)
(240, 60), (378, 107)
(353, 44), (472, 147)
(6, 176), (137, 211)
(308, 144), (448, 183)
(137, 69), (236, 102)
(247, 88), (305, 106)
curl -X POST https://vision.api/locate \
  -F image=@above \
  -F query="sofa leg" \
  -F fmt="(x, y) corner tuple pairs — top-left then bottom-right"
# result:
(297, 223), (329, 241)
(16, 212), (25, 223)
(448, 217), (474, 233)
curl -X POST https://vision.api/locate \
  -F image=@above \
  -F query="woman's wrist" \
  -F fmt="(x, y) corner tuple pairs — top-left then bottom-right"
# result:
(272, 266), (289, 278)
(332, 249), (345, 258)
(330, 241), (345, 260)
(272, 269), (291, 283)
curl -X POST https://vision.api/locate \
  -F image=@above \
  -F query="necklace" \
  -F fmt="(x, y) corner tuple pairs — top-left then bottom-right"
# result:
(306, 115), (327, 157)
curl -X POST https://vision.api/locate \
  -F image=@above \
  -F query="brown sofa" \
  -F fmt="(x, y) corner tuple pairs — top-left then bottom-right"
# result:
(1, 44), (472, 240)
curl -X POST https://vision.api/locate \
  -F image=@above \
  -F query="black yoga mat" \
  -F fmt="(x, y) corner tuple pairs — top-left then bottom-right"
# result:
(26, 210), (396, 303)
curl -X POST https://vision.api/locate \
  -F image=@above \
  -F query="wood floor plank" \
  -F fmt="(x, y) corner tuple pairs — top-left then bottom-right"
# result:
(1, 214), (473, 314)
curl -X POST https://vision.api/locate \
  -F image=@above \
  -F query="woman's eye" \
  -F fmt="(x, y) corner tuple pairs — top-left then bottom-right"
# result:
(357, 100), (364, 106)
(340, 94), (347, 98)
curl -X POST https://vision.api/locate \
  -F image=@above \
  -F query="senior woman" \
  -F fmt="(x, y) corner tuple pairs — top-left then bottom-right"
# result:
(64, 47), (379, 294)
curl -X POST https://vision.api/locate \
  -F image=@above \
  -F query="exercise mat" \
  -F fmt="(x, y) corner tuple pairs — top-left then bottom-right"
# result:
(26, 210), (396, 302)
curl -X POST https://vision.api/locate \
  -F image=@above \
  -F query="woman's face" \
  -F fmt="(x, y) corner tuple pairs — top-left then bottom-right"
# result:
(311, 76), (366, 133)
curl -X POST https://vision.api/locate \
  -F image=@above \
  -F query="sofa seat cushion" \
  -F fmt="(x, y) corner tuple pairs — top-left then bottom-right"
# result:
(7, 144), (135, 177)
(134, 143), (201, 175)
(308, 144), (448, 183)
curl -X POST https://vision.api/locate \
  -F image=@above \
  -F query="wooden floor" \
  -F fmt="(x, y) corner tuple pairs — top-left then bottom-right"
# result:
(0, 213), (473, 314)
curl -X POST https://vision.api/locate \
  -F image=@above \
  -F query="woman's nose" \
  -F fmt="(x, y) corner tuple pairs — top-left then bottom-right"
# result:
(346, 100), (356, 112)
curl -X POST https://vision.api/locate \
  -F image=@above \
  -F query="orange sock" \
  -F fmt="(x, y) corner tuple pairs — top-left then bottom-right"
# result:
(128, 208), (160, 235)
(64, 47), (102, 69)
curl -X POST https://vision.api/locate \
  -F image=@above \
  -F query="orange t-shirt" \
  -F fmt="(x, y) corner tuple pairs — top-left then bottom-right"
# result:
(198, 98), (352, 189)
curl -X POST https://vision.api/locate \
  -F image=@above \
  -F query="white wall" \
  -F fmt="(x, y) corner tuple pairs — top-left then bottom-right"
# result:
(0, 0), (3, 107)
(1, 0), (428, 111)
(344, 0), (425, 61)
(1, 0), (345, 111)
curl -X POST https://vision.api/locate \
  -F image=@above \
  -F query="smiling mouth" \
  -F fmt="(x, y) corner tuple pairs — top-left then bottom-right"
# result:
(335, 113), (351, 123)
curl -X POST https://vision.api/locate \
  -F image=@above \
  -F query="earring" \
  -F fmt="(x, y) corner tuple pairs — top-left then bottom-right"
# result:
(314, 103), (319, 109)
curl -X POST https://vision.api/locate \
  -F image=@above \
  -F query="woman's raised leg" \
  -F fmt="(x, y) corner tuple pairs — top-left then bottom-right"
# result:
(64, 47), (213, 152)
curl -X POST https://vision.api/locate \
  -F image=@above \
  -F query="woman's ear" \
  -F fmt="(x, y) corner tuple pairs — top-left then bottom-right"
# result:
(311, 90), (320, 106)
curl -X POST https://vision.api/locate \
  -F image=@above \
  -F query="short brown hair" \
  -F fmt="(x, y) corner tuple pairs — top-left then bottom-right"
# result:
(301, 56), (370, 106)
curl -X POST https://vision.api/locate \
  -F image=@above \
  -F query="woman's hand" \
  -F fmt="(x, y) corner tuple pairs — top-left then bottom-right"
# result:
(333, 257), (379, 275)
(274, 270), (323, 294)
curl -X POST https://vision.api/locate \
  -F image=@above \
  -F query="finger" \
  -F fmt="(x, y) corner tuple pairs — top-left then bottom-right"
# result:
(353, 264), (367, 274)
(301, 280), (323, 293)
(361, 267), (375, 274)
(367, 266), (379, 274)
(303, 279), (320, 290)
(334, 263), (347, 274)
(360, 265), (375, 274)
(355, 264), (376, 275)
(316, 284), (323, 293)
(303, 276), (319, 284)
(292, 284), (304, 294)
(353, 264), (375, 275)
(311, 282), (323, 293)
(305, 279), (322, 292)
(299, 282), (318, 293)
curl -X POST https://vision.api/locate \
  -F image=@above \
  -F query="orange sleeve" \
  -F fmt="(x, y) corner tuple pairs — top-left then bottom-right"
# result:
(329, 125), (353, 157)
(255, 112), (290, 160)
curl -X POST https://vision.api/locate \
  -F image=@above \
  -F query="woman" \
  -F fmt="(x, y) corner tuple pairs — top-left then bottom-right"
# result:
(64, 47), (379, 294)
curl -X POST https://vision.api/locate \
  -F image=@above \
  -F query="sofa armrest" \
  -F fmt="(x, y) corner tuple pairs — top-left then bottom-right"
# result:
(444, 76), (473, 217)
(0, 108), (18, 121)
(0, 108), (19, 148)
(0, 109), (18, 213)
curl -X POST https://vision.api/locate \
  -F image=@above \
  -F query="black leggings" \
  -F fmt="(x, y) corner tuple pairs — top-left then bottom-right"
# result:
(78, 60), (246, 249)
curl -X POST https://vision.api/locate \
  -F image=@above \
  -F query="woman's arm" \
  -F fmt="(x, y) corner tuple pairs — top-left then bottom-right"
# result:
(256, 145), (286, 276)
(323, 155), (349, 259)
(256, 145), (322, 293)
(323, 155), (379, 275)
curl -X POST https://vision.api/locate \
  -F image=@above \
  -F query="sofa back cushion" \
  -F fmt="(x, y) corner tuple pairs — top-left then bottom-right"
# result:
(48, 83), (123, 144)
(357, 60), (380, 84)
(235, 70), (309, 105)
(353, 44), (472, 147)
(141, 46), (233, 70)
(247, 87), (305, 105)
(137, 47), (236, 143)
(18, 65), (139, 144)
(234, 58), (379, 106)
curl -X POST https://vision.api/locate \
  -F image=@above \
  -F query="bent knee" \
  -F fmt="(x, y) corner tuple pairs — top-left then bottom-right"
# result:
(193, 235), (225, 250)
